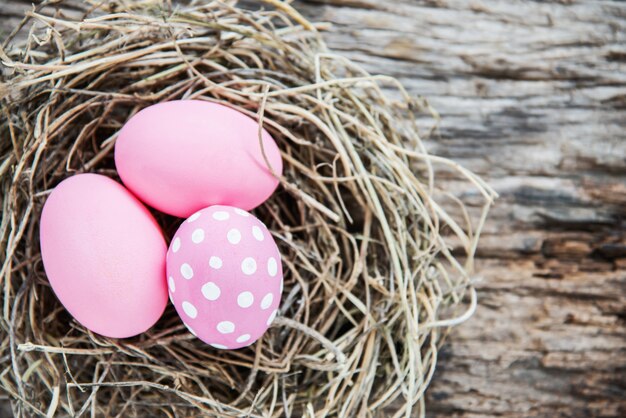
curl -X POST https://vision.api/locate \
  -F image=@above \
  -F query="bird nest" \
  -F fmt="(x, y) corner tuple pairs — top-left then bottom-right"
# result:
(0, 1), (495, 416)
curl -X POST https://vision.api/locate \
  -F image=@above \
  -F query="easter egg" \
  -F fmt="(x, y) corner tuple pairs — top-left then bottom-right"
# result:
(114, 100), (283, 218)
(166, 205), (283, 349)
(39, 173), (168, 338)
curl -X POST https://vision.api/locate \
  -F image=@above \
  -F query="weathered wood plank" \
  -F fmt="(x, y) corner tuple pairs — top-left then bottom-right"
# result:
(2, 0), (625, 417)
(291, 1), (626, 416)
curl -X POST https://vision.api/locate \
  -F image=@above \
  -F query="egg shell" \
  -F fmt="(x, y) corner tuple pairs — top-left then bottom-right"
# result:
(114, 100), (283, 218)
(39, 174), (168, 338)
(166, 205), (283, 349)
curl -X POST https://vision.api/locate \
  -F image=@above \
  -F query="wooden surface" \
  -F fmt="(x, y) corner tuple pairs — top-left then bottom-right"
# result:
(292, 1), (626, 417)
(2, 1), (626, 417)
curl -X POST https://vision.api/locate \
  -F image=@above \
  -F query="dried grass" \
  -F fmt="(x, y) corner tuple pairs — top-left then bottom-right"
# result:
(0, 1), (495, 416)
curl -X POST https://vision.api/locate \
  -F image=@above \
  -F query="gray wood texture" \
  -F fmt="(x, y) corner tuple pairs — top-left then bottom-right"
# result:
(292, 2), (626, 417)
(2, 1), (625, 417)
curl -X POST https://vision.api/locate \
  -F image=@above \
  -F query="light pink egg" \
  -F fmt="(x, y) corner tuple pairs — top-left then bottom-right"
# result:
(114, 100), (283, 218)
(39, 174), (168, 338)
(166, 205), (283, 349)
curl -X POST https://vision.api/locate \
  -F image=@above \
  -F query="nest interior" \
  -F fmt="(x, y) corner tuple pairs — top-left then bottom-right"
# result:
(0, 1), (495, 416)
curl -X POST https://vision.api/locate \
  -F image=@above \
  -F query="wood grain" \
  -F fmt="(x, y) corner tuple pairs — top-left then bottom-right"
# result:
(291, 1), (626, 417)
(2, 1), (625, 417)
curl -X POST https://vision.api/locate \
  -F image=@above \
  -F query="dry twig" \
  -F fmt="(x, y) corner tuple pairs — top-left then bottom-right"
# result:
(0, 1), (495, 416)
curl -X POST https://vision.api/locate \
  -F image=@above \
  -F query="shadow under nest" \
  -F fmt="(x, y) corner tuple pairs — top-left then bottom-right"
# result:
(0, 1), (495, 416)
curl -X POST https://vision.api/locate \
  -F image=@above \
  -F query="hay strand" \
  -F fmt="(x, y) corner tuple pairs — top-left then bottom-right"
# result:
(0, 1), (495, 416)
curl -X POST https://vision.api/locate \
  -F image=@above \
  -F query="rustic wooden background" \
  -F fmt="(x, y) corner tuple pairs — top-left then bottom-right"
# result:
(2, 1), (625, 417)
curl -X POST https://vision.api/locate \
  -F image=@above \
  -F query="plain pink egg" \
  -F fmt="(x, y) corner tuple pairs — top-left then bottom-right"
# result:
(114, 100), (283, 218)
(166, 205), (283, 349)
(39, 174), (168, 338)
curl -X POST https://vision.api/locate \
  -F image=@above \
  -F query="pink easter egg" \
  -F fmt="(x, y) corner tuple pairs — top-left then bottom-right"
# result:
(114, 100), (283, 218)
(39, 174), (168, 338)
(166, 205), (283, 349)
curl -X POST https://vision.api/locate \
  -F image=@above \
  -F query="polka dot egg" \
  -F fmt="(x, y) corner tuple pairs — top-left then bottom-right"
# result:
(166, 205), (282, 349)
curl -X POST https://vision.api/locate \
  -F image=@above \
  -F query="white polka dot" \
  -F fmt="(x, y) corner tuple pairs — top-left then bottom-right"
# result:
(187, 212), (201, 223)
(241, 257), (257, 275)
(280, 279), (284, 294)
(212, 211), (229, 221)
(180, 263), (193, 280)
(267, 257), (278, 277)
(261, 293), (274, 310)
(201, 282), (221, 301)
(172, 237), (181, 253)
(266, 309), (277, 325)
(210, 343), (228, 349)
(209, 256), (222, 269)
(217, 321), (235, 334)
(252, 226), (264, 241)
(184, 322), (197, 336)
(236, 334), (251, 343)
(168, 276), (176, 292)
(182, 301), (197, 319)
(227, 229), (241, 244)
(234, 208), (249, 217)
(191, 228), (205, 244)
(237, 291), (254, 308)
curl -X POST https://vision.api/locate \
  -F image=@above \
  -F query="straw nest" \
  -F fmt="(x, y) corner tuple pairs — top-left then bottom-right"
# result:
(0, 1), (495, 416)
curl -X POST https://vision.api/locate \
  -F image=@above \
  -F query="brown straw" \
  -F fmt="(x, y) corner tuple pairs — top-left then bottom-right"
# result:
(0, 1), (496, 416)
